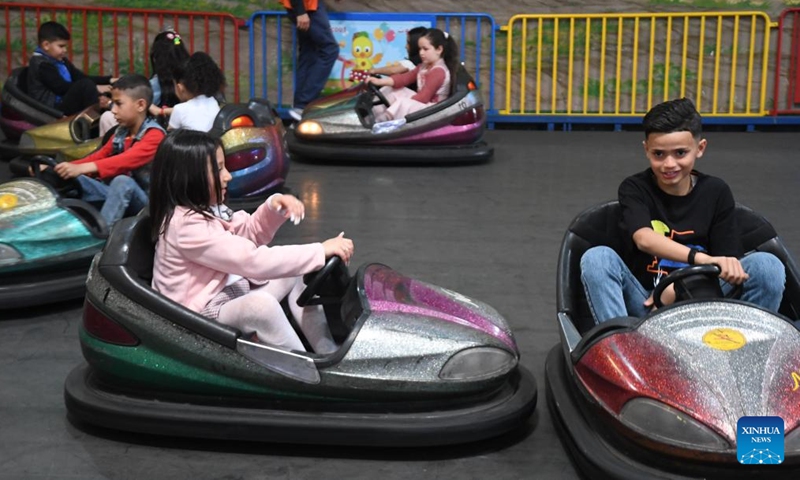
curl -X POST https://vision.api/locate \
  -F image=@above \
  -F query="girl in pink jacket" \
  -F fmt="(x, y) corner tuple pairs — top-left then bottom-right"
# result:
(150, 130), (353, 354)
(367, 28), (459, 123)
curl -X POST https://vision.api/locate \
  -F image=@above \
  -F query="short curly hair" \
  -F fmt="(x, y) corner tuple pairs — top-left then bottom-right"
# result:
(172, 52), (225, 98)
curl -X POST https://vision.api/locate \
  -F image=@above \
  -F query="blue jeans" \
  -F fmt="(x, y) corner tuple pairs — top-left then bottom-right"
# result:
(77, 175), (147, 227)
(580, 246), (786, 323)
(286, 2), (339, 108)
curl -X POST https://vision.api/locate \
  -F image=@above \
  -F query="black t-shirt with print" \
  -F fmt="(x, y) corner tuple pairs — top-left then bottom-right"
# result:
(619, 168), (742, 290)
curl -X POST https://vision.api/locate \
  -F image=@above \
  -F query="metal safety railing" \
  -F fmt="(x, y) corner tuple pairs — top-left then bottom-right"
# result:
(772, 8), (800, 115)
(501, 12), (774, 119)
(2, 3), (800, 125)
(0, 2), (243, 101)
(247, 11), (498, 113)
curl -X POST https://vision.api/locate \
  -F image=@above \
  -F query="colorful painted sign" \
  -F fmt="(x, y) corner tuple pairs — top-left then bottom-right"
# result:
(324, 14), (436, 94)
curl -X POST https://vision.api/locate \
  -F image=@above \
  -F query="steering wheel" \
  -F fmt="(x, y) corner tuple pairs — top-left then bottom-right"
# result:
(368, 81), (391, 108)
(30, 155), (83, 199)
(652, 264), (743, 308)
(296, 256), (343, 307)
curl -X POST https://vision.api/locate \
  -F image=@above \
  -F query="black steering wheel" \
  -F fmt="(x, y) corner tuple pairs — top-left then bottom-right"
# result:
(368, 81), (391, 108)
(296, 256), (344, 307)
(30, 155), (83, 199)
(652, 264), (743, 308)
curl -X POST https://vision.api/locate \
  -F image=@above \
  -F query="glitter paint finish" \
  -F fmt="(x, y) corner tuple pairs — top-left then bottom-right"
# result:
(363, 264), (517, 351)
(83, 257), (519, 398)
(576, 301), (800, 446)
(0, 179), (103, 269)
(219, 125), (289, 200)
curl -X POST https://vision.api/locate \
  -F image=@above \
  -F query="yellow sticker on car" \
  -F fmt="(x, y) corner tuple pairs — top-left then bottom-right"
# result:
(0, 193), (18, 209)
(702, 328), (746, 351)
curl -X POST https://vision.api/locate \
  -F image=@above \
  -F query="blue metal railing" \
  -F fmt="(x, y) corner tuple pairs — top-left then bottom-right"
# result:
(247, 11), (498, 115)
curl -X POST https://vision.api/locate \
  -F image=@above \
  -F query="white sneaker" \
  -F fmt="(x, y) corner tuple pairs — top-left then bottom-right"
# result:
(288, 108), (303, 121)
(371, 118), (406, 134)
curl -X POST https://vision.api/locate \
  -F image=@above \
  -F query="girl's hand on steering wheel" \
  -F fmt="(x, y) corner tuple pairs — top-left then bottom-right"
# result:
(367, 76), (391, 87)
(322, 232), (354, 264)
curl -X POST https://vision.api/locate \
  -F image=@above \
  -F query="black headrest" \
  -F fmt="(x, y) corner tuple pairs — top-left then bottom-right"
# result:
(735, 204), (778, 253)
(567, 201), (627, 255)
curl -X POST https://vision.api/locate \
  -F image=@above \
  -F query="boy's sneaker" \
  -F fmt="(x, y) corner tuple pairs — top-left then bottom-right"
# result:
(288, 108), (303, 121)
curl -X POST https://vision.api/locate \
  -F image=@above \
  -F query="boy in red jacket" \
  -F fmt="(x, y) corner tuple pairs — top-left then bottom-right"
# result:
(51, 74), (165, 226)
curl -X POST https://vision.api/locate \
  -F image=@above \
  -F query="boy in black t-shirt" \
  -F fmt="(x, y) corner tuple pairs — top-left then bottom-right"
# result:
(580, 98), (785, 323)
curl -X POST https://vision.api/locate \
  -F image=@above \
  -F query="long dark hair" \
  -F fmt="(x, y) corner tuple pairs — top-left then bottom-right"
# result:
(149, 30), (190, 108)
(406, 26), (427, 66)
(423, 28), (459, 94)
(149, 130), (221, 242)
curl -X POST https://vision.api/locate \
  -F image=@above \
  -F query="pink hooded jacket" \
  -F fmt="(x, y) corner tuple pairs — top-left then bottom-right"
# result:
(152, 201), (325, 313)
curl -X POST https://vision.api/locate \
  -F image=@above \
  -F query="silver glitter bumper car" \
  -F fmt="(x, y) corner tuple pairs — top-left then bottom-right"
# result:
(64, 212), (536, 446)
(547, 201), (800, 479)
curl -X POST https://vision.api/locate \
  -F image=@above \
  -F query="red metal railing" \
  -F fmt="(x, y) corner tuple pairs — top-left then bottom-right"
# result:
(1, 2), (243, 101)
(773, 8), (800, 114)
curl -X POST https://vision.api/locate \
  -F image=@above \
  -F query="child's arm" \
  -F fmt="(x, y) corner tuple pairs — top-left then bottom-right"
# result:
(36, 62), (73, 96)
(66, 129), (165, 179)
(175, 213), (326, 282)
(65, 60), (113, 85)
(623, 180), (748, 285)
(369, 64), (409, 76)
(388, 66), (419, 89)
(227, 194), (304, 247)
(411, 67), (446, 103)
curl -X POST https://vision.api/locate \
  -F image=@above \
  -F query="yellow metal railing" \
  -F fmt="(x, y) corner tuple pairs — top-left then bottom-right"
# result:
(500, 12), (775, 117)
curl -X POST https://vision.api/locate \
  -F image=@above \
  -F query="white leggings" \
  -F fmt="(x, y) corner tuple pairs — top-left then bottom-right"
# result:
(216, 276), (337, 354)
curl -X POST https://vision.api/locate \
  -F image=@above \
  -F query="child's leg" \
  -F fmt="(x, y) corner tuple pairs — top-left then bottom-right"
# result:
(387, 97), (427, 120)
(216, 289), (306, 352)
(287, 277), (337, 354)
(99, 176), (148, 226)
(580, 246), (651, 323)
(75, 175), (109, 204)
(723, 251), (785, 312)
(255, 277), (337, 355)
(55, 78), (100, 115)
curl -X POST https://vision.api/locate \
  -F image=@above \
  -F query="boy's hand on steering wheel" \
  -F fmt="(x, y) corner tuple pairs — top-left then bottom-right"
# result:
(695, 253), (748, 285)
(269, 193), (305, 225)
(54, 161), (95, 179)
(322, 232), (354, 264)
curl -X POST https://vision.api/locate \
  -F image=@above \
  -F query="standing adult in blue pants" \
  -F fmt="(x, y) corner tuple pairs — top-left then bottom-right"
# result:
(281, 0), (339, 120)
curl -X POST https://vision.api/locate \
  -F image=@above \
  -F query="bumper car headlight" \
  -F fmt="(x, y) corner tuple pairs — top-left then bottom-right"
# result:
(439, 347), (517, 381)
(297, 120), (323, 136)
(0, 243), (23, 267)
(786, 426), (800, 453)
(620, 398), (730, 451)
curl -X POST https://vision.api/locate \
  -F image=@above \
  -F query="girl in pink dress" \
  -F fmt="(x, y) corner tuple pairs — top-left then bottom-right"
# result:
(150, 130), (354, 354)
(367, 28), (459, 123)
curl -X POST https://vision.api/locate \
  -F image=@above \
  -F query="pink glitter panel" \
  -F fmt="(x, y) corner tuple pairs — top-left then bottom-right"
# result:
(362, 264), (517, 351)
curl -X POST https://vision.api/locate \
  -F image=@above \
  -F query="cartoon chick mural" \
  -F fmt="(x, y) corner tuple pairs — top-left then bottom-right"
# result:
(348, 31), (382, 83)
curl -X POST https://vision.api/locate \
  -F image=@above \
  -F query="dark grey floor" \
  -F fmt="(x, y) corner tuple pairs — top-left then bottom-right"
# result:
(2, 130), (799, 480)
